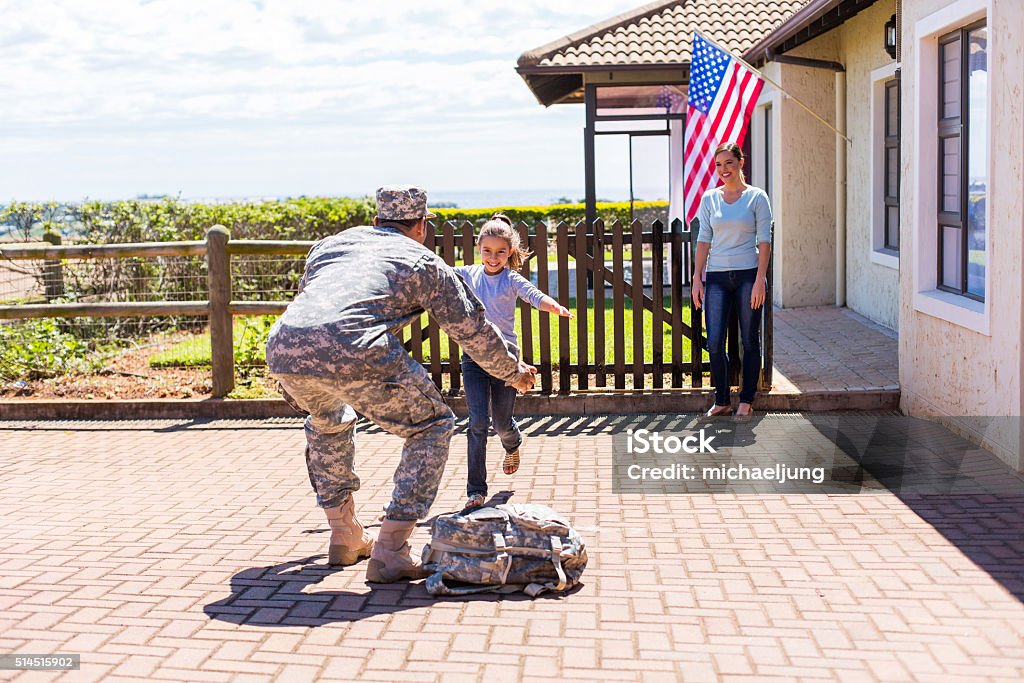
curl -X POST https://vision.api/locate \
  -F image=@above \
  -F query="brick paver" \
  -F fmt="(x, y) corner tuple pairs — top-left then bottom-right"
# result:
(1, 415), (1022, 682)
(772, 307), (898, 393)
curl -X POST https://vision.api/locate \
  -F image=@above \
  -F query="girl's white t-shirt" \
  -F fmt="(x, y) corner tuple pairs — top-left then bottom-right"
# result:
(454, 264), (546, 349)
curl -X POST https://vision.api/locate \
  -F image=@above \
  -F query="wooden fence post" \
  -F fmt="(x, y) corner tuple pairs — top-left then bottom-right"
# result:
(670, 218), (684, 388)
(687, 219), (703, 388)
(556, 222), (571, 394)
(206, 226), (234, 397)
(42, 231), (65, 301)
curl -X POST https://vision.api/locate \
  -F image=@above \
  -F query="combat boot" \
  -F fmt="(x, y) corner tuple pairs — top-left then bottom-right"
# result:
(365, 519), (430, 582)
(325, 495), (375, 566)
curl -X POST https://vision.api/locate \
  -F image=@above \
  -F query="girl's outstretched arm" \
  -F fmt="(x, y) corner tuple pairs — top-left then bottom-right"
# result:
(539, 296), (574, 319)
(509, 271), (574, 319)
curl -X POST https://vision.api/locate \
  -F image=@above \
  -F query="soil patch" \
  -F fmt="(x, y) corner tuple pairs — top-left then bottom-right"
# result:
(1, 331), (218, 400)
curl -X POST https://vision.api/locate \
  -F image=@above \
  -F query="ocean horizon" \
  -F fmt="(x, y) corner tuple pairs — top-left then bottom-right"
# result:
(1, 186), (670, 211)
(161, 186), (669, 209)
(426, 187), (669, 209)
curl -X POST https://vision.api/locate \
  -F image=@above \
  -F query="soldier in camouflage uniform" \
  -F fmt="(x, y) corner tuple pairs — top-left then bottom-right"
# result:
(266, 185), (536, 582)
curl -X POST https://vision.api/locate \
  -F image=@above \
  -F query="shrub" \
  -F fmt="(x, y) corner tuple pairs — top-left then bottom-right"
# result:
(74, 196), (377, 243)
(432, 201), (668, 227)
(0, 318), (95, 381)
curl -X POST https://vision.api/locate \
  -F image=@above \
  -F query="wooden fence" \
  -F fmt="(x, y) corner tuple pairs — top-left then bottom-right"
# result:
(0, 221), (773, 398)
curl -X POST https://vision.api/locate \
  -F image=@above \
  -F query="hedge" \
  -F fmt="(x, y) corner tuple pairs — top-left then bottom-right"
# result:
(432, 201), (668, 228)
(2, 197), (670, 245)
(1, 196), (670, 340)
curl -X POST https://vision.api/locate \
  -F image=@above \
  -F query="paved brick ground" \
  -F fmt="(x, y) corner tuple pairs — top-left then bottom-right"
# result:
(771, 307), (898, 394)
(2, 415), (1022, 682)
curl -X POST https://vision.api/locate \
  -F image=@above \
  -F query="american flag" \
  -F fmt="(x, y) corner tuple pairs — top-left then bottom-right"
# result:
(655, 85), (685, 112)
(683, 32), (764, 224)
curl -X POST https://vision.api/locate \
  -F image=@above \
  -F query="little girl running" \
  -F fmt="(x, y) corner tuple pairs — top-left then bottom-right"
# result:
(454, 213), (573, 509)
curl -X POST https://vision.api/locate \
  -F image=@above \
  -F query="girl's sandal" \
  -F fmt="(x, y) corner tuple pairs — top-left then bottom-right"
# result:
(464, 493), (486, 510)
(502, 448), (520, 475)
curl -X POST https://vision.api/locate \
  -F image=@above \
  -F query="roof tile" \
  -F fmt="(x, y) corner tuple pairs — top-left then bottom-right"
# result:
(521, 0), (808, 68)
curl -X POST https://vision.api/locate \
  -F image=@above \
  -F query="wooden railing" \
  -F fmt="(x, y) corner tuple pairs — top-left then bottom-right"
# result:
(0, 221), (772, 398)
(0, 227), (308, 396)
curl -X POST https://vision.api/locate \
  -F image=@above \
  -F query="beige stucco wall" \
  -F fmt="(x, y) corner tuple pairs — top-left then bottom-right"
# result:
(899, 0), (1024, 470)
(767, 34), (839, 308)
(761, 3), (901, 324)
(838, 1), (901, 331)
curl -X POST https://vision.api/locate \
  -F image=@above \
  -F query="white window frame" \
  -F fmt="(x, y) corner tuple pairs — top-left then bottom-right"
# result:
(911, 0), (991, 334)
(870, 63), (900, 270)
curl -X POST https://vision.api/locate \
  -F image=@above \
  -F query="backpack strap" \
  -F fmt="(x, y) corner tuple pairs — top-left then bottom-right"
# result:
(493, 532), (514, 585)
(425, 572), (513, 596)
(523, 536), (569, 598)
(426, 539), (497, 555)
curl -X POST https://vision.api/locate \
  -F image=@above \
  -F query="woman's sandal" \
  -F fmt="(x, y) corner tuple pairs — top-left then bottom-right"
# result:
(502, 448), (520, 475)
(733, 403), (754, 422)
(464, 493), (486, 510)
(705, 404), (733, 417)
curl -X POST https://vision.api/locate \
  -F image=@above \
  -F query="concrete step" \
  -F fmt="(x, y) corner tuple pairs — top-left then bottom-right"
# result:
(0, 388), (900, 421)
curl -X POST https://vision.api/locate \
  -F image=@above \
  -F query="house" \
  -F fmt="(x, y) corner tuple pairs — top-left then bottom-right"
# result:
(517, 0), (807, 226)
(746, 0), (1024, 469)
(518, 0), (1023, 469)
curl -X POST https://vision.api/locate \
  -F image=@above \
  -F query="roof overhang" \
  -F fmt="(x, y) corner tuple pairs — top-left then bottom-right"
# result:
(517, 0), (811, 106)
(516, 0), (682, 106)
(743, 0), (882, 65)
(517, 62), (690, 106)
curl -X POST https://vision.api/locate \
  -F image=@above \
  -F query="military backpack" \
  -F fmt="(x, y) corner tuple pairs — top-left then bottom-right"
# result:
(421, 503), (588, 597)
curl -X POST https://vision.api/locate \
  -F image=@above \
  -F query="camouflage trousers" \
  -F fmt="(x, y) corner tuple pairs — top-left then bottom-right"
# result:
(273, 363), (455, 521)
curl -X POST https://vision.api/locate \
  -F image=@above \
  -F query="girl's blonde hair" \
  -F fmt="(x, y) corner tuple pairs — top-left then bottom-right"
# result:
(478, 213), (532, 271)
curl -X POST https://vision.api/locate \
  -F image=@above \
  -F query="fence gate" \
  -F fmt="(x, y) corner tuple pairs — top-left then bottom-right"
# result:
(406, 219), (773, 396)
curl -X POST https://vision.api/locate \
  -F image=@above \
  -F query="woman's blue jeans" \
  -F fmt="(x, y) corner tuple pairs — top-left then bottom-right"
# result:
(461, 356), (521, 497)
(704, 268), (763, 406)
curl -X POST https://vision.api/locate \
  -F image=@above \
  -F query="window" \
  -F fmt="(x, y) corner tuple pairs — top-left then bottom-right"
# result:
(911, 0), (988, 333)
(937, 21), (987, 301)
(883, 78), (900, 251)
(870, 62), (900, 267)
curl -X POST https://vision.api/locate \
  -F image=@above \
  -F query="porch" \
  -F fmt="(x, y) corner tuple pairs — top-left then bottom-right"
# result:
(478, 303), (900, 417)
(770, 306), (898, 396)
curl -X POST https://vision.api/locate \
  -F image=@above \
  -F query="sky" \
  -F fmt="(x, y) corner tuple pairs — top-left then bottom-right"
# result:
(0, 0), (673, 205)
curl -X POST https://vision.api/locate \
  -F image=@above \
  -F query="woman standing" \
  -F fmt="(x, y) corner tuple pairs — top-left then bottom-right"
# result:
(690, 142), (773, 418)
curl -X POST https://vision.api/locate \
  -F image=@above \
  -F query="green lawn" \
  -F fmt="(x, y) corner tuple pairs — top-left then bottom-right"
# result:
(408, 296), (705, 365)
(454, 246), (640, 266)
(148, 315), (273, 369)
(147, 297), (708, 370)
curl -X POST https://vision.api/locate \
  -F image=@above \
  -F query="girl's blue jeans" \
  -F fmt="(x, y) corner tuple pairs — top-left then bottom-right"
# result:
(704, 268), (763, 406)
(461, 356), (522, 497)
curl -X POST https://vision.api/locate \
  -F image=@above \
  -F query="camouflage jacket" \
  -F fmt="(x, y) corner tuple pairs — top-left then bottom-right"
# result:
(266, 224), (521, 382)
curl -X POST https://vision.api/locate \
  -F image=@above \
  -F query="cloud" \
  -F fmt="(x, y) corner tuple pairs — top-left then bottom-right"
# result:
(0, 0), (650, 200)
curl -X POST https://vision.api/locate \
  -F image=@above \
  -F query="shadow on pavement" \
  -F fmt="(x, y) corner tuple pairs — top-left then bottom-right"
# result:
(204, 555), (580, 627)
(518, 413), (720, 438)
(904, 493), (1024, 600)
(808, 415), (1024, 602)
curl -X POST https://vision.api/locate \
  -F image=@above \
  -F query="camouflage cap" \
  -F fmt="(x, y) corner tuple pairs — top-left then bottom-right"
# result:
(376, 185), (437, 221)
